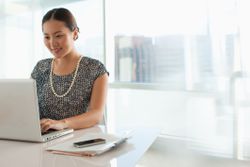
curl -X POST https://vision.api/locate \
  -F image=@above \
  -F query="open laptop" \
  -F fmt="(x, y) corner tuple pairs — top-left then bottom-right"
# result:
(0, 79), (73, 142)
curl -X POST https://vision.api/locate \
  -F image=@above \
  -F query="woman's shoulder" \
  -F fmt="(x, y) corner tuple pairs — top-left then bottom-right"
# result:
(35, 58), (52, 68)
(36, 58), (52, 66)
(82, 56), (103, 65)
(31, 58), (52, 79)
(33, 58), (52, 72)
(81, 56), (108, 79)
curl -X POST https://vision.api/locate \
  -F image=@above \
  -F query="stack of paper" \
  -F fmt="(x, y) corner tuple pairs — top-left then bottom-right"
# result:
(46, 132), (130, 157)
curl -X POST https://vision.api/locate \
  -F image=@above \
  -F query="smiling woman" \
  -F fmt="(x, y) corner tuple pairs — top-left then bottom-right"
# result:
(42, 8), (79, 59)
(31, 8), (109, 133)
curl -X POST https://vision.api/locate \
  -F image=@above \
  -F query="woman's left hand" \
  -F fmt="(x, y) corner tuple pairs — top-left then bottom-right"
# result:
(40, 118), (68, 133)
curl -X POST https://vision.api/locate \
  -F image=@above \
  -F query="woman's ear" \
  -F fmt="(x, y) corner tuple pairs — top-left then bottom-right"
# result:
(73, 28), (79, 40)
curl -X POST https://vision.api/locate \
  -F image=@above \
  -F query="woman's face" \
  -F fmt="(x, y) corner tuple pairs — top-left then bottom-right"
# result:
(42, 19), (77, 59)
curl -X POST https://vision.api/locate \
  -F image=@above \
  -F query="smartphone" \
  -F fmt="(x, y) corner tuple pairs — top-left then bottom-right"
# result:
(73, 138), (106, 148)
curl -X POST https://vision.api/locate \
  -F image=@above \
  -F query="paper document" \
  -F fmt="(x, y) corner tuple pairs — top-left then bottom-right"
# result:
(46, 132), (132, 157)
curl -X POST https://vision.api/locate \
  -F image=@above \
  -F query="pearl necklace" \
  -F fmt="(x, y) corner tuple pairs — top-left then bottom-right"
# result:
(50, 56), (82, 98)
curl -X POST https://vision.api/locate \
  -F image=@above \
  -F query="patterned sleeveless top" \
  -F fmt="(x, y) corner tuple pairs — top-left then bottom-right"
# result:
(31, 56), (108, 120)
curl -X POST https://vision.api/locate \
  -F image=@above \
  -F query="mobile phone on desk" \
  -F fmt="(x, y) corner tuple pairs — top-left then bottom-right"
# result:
(73, 138), (106, 148)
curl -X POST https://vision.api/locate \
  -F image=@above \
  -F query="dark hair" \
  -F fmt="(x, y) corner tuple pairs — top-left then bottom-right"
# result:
(42, 8), (80, 34)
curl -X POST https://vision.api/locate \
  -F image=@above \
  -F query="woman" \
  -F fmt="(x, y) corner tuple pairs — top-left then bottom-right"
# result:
(31, 8), (108, 133)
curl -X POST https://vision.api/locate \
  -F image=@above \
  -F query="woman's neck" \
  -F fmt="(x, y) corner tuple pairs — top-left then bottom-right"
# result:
(55, 50), (80, 65)
(52, 51), (82, 76)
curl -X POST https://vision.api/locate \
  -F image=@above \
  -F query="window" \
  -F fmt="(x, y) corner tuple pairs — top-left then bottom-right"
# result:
(106, 0), (242, 157)
(106, 0), (238, 92)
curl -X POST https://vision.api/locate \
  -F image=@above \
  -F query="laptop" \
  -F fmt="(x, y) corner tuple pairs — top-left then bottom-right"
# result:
(0, 79), (73, 142)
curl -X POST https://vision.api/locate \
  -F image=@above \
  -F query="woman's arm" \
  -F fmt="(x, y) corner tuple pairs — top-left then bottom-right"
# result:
(65, 73), (109, 129)
(40, 73), (108, 132)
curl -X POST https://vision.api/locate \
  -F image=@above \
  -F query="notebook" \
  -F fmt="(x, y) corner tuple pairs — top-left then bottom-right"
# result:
(46, 132), (131, 157)
(0, 79), (73, 142)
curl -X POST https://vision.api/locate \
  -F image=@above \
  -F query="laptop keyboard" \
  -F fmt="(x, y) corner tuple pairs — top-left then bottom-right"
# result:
(41, 129), (57, 135)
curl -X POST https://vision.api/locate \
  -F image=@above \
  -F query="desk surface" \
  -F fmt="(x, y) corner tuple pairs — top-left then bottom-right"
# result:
(0, 126), (159, 167)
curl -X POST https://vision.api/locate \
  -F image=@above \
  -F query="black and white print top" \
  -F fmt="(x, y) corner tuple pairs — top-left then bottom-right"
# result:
(31, 56), (108, 120)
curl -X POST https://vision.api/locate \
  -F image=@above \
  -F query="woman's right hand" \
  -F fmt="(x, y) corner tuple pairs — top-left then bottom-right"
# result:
(40, 118), (68, 133)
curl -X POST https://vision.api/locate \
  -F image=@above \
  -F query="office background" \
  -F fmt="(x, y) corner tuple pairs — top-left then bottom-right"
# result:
(1, 0), (250, 159)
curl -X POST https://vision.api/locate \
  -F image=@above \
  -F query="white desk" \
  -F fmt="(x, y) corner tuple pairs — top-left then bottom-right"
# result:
(0, 126), (159, 167)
